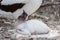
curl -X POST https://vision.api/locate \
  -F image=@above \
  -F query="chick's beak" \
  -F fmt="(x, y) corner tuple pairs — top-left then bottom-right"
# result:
(18, 10), (28, 21)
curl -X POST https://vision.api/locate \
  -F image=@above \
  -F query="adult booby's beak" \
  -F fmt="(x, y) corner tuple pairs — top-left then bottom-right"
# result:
(13, 10), (28, 26)
(18, 10), (28, 21)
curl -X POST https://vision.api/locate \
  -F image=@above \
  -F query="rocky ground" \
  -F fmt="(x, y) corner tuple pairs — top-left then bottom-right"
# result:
(0, 0), (60, 40)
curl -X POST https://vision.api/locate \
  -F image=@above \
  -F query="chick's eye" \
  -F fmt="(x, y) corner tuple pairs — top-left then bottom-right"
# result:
(18, 29), (22, 31)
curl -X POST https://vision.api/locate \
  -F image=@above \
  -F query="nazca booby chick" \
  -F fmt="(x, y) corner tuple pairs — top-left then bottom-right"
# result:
(16, 19), (50, 35)
(15, 19), (60, 38)
(0, 0), (42, 19)
(12, 11), (60, 39)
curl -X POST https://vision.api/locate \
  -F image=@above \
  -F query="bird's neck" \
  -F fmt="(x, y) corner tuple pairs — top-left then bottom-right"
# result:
(13, 20), (25, 26)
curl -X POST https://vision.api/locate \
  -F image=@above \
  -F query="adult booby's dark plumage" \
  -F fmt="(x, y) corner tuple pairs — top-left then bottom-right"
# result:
(0, 3), (25, 12)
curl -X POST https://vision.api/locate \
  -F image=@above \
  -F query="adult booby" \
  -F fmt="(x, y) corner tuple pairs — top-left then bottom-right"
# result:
(0, 0), (42, 19)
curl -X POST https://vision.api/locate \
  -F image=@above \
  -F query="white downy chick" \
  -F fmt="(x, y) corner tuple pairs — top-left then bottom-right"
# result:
(16, 19), (60, 39)
(14, 11), (60, 39)
(14, 10), (49, 36)
(16, 19), (50, 35)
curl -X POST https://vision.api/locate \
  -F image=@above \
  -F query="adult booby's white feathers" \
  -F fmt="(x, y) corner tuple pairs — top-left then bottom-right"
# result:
(1, 0), (25, 5)
(0, 0), (42, 19)
(23, 0), (42, 15)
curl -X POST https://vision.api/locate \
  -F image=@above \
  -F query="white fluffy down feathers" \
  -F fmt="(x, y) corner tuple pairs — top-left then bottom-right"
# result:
(16, 19), (50, 35)
(14, 19), (60, 38)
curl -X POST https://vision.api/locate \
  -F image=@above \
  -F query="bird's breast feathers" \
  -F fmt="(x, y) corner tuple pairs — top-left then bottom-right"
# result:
(0, 0), (42, 19)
